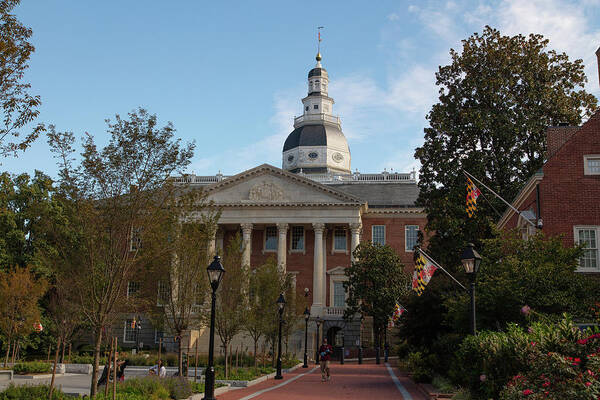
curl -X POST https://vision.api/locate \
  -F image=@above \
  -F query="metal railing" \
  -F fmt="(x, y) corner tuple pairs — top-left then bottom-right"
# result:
(294, 113), (341, 127)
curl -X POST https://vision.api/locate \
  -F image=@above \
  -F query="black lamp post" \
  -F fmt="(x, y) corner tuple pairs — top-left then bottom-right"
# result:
(303, 307), (310, 368)
(275, 293), (286, 380)
(204, 255), (225, 400)
(461, 243), (482, 336)
(315, 317), (322, 365)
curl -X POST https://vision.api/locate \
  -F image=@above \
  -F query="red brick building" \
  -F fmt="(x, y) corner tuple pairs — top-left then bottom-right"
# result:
(498, 111), (600, 273)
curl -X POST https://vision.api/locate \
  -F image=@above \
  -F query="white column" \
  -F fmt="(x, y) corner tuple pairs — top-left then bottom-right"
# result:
(312, 223), (325, 316)
(241, 223), (253, 268)
(322, 228), (328, 308)
(207, 227), (217, 258)
(216, 229), (224, 255)
(350, 222), (362, 262)
(277, 223), (288, 273)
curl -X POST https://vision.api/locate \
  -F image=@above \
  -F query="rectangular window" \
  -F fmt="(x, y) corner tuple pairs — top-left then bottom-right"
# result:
(334, 228), (347, 251)
(264, 226), (278, 251)
(291, 226), (304, 251)
(584, 155), (600, 175)
(127, 281), (140, 298)
(313, 104), (318, 110)
(130, 227), (142, 251)
(157, 281), (169, 306)
(405, 225), (419, 251)
(372, 225), (385, 245)
(333, 281), (346, 307)
(123, 320), (136, 343)
(575, 227), (599, 271)
(154, 330), (164, 344)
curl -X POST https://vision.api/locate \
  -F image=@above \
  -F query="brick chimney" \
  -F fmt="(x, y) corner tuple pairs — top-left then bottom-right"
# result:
(597, 47), (600, 88)
(546, 125), (579, 158)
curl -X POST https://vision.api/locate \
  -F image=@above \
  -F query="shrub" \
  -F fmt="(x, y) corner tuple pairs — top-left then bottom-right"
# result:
(407, 351), (436, 383)
(13, 362), (52, 374)
(0, 384), (68, 399)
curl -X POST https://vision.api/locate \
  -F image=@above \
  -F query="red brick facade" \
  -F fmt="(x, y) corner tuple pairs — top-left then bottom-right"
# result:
(499, 111), (600, 271)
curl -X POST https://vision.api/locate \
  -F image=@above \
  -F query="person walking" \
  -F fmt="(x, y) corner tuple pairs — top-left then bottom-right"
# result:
(318, 337), (333, 382)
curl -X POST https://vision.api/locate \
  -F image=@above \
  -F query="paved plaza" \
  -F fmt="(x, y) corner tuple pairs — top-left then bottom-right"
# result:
(218, 361), (426, 400)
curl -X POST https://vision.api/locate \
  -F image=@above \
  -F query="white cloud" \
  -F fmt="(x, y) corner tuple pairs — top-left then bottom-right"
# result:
(387, 13), (400, 21)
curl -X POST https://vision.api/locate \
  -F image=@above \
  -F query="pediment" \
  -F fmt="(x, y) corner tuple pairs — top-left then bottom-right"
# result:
(203, 164), (362, 206)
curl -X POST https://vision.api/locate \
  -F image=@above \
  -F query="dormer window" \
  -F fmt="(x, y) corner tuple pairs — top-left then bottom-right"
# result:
(314, 105), (318, 110)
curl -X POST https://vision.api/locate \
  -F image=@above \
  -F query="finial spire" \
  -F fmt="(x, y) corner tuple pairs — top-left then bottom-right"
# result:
(316, 26), (324, 66)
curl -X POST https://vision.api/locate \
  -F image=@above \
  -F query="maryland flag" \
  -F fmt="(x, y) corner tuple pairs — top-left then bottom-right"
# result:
(392, 303), (407, 323)
(466, 177), (481, 218)
(33, 321), (43, 332)
(412, 251), (438, 296)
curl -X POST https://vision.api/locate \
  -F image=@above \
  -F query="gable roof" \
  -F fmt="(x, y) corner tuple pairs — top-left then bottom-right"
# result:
(202, 163), (364, 205)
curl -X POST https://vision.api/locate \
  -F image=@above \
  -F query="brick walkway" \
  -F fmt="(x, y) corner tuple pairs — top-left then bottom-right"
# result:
(217, 361), (426, 400)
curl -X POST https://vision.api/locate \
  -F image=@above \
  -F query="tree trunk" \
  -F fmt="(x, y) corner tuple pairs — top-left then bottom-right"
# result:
(178, 335), (183, 376)
(90, 326), (103, 399)
(3, 340), (10, 368)
(223, 340), (229, 379)
(10, 340), (17, 364)
(104, 338), (114, 399)
(61, 339), (66, 363)
(253, 339), (258, 367)
(49, 338), (61, 399)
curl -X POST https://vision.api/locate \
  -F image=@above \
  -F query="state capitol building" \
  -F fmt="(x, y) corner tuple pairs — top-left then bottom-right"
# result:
(131, 51), (426, 357)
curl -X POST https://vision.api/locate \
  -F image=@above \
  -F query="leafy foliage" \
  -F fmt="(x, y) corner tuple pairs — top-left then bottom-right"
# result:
(445, 232), (597, 333)
(415, 26), (598, 269)
(12, 361), (51, 374)
(0, 0), (44, 158)
(0, 384), (69, 400)
(344, 242), (410, 343)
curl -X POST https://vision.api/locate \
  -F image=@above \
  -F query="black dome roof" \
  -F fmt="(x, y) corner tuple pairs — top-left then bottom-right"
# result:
(283, 124), (345, 152)
(308, 67), (326, 78)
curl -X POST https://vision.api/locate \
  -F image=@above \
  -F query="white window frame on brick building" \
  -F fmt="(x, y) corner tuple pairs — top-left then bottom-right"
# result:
(127, 281), (140, 298)
(123, 319), (136, 343)
(372, 225), (386, 246)
(327, 267), (348, 308)
(263, 226), (278, 252)
(405, 225), (419, 252)
(291, 226), (305, 252)
(584, 155), (600, 175)
(574, 226), (599, 272)
(333, 227), (347, 253)
(156, 281), (169, 306)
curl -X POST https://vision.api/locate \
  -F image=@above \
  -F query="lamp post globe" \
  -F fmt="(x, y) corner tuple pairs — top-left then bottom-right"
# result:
(275, 293), (286, 379)
(303, 307), (310, 368)
(461, 243), (481, 335)
(204, 255), (225, 400)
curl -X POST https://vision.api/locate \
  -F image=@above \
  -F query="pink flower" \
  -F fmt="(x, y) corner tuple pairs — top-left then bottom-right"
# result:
(521, 305), (531, 315)
(523, 389), (533, 396)
(586, 382), (592, 387)
(479, 374), (486, 382)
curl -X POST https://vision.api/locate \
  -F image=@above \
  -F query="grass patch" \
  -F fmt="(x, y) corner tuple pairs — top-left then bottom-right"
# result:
(13, 362), (52, 374)
(215, 366), (275, 380)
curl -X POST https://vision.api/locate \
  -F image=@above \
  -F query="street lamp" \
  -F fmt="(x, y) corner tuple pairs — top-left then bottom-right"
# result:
(303, 307), (310, 368)
(315, 316), (322, 365)
(204, 255), (225, 400)
(461, 243), (481, 335)
(275, 293), (286, 380)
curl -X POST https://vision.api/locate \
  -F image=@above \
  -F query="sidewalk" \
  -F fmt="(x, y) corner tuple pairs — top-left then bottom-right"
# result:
(217, 360), (426, 400)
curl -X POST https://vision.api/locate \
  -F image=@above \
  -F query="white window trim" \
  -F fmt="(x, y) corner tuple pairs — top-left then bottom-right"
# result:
(404, 225), (419, 252)
(262, 226), (278, 253)
(584, 155), (600, 175)
(372, 225), (386, 246)
(123, 320), (135, 343)
(127, 281), (140, 299)
(574, 226), (600, 272)
(332, 227), (348, 254)
(156, 281), (169, 307)
(290, 226), (306, 254)
(328, 267), (348, 308)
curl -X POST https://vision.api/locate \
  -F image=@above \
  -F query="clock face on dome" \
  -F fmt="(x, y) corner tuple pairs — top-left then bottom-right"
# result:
(308, 152), (318, 160)
(332, 152), (344, 163)
(287, 154), (295, 164)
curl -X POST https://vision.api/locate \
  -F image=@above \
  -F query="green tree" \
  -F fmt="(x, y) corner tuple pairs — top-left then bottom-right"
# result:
(344, 242), (410, 362)
(47, 108), (194, 398)
(0, 0), (44, 157)
(244, 258), (281, 366)
(445, 232), (599, 333)
(0, 266), (47, 366)
(215, 233), (248, 378)
(415, 26), (598, 268)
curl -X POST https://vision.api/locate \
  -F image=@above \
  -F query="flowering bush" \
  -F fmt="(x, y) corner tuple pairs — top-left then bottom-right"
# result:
(499, 319), (600, 399)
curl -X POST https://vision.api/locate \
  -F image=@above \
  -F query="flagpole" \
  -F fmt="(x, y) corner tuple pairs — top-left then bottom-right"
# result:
(462, 170), (537, 228)
(418, 248), (467, 291)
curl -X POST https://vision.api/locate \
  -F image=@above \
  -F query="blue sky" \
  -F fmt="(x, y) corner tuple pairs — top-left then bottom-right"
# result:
(5, 0), (600, 178)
